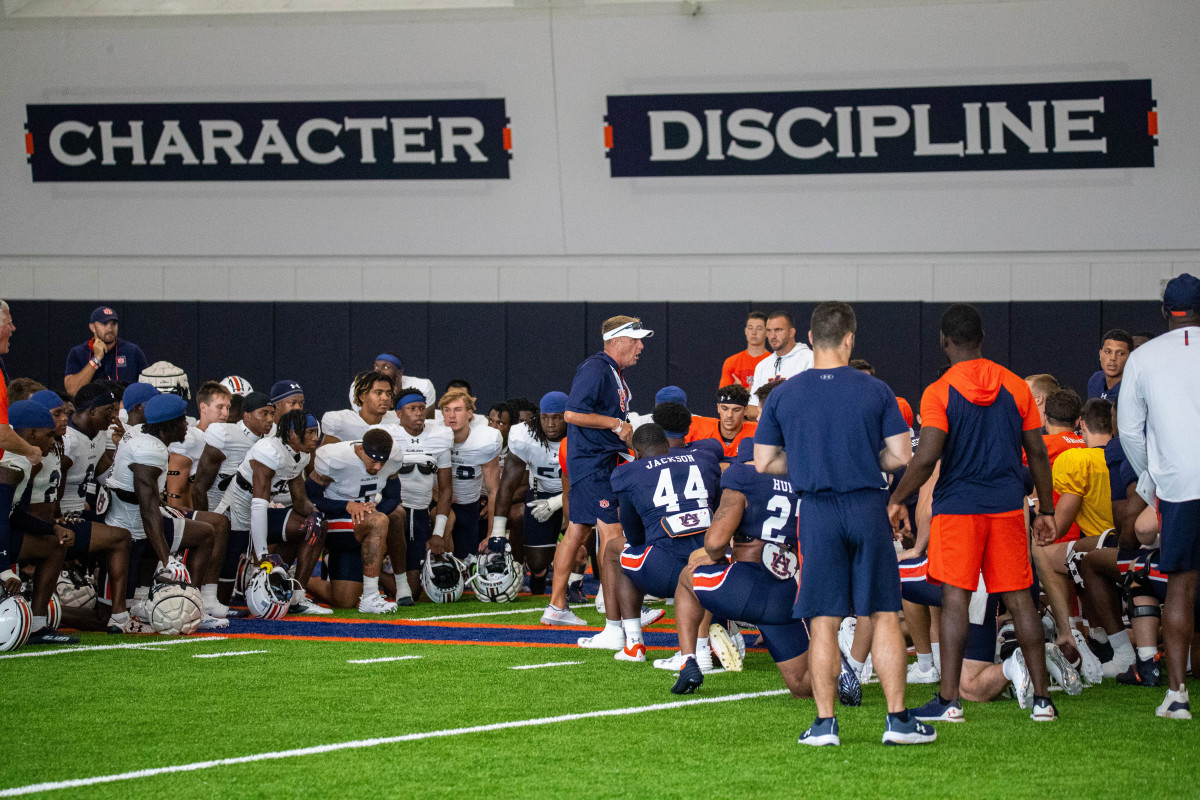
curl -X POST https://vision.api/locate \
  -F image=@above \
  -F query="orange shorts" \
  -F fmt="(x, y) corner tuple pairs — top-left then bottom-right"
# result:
(928, 509), (1032, 593)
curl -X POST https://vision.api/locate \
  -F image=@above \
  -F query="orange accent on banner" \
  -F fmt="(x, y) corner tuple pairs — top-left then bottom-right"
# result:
(604, 125), (613, 149)
(503, 127), (512, 150)
(1148, 111), (1158, 136)
(25, 133), (33, 155)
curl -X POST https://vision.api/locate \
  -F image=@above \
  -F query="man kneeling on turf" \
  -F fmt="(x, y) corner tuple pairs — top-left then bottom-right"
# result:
(305, 428), (405, 612)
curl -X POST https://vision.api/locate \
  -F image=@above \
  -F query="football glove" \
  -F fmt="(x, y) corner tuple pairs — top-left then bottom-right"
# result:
(156, 556), (191, 585)
(526, 493), (563, 523)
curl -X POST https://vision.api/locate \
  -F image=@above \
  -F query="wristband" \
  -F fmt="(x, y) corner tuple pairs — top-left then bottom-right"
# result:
(0, 568), (17, 584)
(491, 515), (508, 539)
(1037, 509), (1055, 517)
(611, 418), (624, 432)
(89, 358), (102, 370)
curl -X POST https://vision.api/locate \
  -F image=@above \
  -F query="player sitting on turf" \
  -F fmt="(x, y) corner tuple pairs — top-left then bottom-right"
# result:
(104, 394), (227, 631)
(676, 438), (813, 697)
(593, 423), (720, 668)
(220, 409), (329, 615)
(492, 391), (568, 597)
(305, 427), (405, 612)
(0, 401), (77, 644)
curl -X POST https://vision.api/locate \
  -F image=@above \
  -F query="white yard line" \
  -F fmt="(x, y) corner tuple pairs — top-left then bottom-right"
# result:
(192, 650), (268, 659)
(510, 661), (583, 670)
(0, 690), (789, 797)
(346, 656), (423, 664)
(417, 607), (551, 622)
(0, 637), (227, 660)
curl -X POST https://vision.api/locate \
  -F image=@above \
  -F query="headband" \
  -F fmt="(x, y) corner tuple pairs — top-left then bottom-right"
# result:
(396, 393), (426, 409)
(375, 354), (404, 370)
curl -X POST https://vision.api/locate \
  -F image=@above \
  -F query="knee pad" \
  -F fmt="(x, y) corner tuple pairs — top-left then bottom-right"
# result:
(1129, 602), (1162, 620)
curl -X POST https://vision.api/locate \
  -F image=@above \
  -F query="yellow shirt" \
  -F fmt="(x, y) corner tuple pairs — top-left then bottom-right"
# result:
(1052, 446), (1114, 538)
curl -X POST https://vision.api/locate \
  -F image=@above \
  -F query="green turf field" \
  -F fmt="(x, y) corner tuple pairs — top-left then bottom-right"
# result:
(2, 596), (1197, 798)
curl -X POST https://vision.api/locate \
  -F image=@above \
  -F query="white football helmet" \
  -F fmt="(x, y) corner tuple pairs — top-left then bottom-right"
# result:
(147, 580), (204, 635)
(57, 566), (98, 610)
(140, 361), (190, 401)
(0, 590), (33, 652)
(220, 375), (254, 397)
(245, 566), (293, 620)
(421, 553), (468, 604)
(471, 540), (523, 603)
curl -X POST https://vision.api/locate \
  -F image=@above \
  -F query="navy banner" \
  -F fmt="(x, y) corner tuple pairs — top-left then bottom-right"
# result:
(605, 80), (1156, 177)
(25, 99), (511, 182)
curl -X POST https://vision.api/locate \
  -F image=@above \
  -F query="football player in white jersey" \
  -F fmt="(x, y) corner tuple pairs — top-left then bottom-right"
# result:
(103, 394), (226, 630)
(437, 388), (502, 561)
(193, 391), (275, 512)
(380, 388), (453, 602)
(493, 392), (567, 596)
(0, 402), (77, 644)
(164, 381), (231, 510)
(324, 371), (397, 445)
(356, 353), (436, 409)
(220, 409), (329, 614)
(26, 390), (69, 509)
(304, 428), (405, 612)
(61, 383), (118, 516)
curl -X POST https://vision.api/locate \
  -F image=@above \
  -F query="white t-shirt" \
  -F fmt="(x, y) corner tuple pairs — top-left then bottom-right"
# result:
(168, 423), (208, 477)
(321, 408), (401, 443)
(444, 423), (502, 505)
(506, 423), (563, 494)
(105, 433), (169, 539)
(223, 436), (311, 530)
(312, 438), (405, 506)
(62, 425), (107, 514)
(748, 343), (814, 406)
(378, 422), (453, 510)
(203, 421), (262, 509)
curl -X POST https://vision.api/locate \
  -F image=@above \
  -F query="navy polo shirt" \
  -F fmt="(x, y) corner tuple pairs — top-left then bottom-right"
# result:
(64, 338), (148, 384)
(755, 366), (907, 494)
(1087, 370), (1120, 403)
(566, 351), (630, 481)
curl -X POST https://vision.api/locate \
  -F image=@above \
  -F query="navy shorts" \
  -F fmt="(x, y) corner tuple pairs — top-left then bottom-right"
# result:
(568, 461), (620, 526)
(620, 539), (698, 599)
(326, 517), (363, 582)
(795, 489), (901, 618)
(221, 529), (250, 580)
(267, 507), (293, 545)
(450, 501), (482, 560)
(404, 506), (431, 573)
(899, 556), (942, 608)
(1159, 498), (1200, 573)
(524, 489), (562, 548)
(693, 561), (809, 663)
(64, 518), (94, 559)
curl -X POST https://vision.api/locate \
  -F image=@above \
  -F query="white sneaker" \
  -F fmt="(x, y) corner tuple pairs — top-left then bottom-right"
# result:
(614, 641), (646, 662)
(1101, 648), (1136, 680)
(709, 623), (744, 672)
(907, 660), (941, 684)
(1071, 629), (1104, 685)
(130, 601), (150, 624)
(290, 595), (333, 615)
(837, 617), (856, 658)
(197, 614), (230, 631)
(653, 651), (687, 671)
(858, 655), (875, 685)
(541, 605), (587, 626)
(203, 601), (230, 619)
(594, 585), (605, 615)
(358, 593), (398, 614)
(1156, 688), (1192, 720)
(640, 605), (665, 626)
(1045, 643), (1083, 696)
(578, 626), (625, 650)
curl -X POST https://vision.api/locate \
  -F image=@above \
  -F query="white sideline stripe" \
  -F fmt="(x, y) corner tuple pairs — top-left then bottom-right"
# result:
(0, 689), (790, 797)
(0, 637), (227, 660)
(192, 650), (267, 659)
(510, 661), (583, 670)
(418, 607), (548, 621)
(346, 656), (423, 664)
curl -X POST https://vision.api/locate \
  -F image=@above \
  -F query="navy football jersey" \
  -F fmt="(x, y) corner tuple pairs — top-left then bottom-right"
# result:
(674, 439), (724, 463)
(720, 461), (800, 547)
(611, 451), (721, 548)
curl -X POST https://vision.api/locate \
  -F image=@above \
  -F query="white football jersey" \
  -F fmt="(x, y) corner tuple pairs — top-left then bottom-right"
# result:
(321, 408), (400, 443)
(223, 436), (311, 529)
(28, 448), (62, 506)
(445, 424), (502, 504)
(378, 422), (452, 509)
(507, 423), (563, 494)
(62, 425), (107, 514)
(0, 452), (34, 516)
(312, 438), (405, 505)
(168, 423), (208, 476)
(106, 433), (170, 539)
(203, 421), (262, 509)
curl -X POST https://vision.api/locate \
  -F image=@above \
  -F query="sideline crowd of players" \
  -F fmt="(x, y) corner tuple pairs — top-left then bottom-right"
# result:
(0, 278), (1197, 743)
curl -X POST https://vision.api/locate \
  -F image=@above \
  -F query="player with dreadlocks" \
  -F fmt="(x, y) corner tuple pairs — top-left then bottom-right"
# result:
(218, 409), (330, 614)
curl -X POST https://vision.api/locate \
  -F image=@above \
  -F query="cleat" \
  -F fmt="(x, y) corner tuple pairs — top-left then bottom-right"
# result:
(107, 616), (152, 635)
(653, 651), (687, 671)
(912, 694), (964, 723)
(1070, 629), (1103, 685)
(203, 601), (230, 619)
(614, 641), (646, 662)
(594, 585), (605, 615)
(1009, 647), (1034, 709)
(708, 623), (744, 672)
(541, 605), (587, 626)
(727, 620), (747, 660)
(130, 601), (150, 624)
(837, 617), (856, 658)
(565, 580), (587, 605)
(395, 595), (415, 607)
(578, 626), (625, 650)
(640, 605), (665, 626)
(838, 655), (862, 707)
(27, 627), (79, 645)
(908, 659), (941, 684)
(357, 594), (398, 614)
(996, 622), (1019, 662)
(1117, 656), (1161, 687)
(670, 657), (703, 694)
(1030, 696), (1058, 722)
(1045, 643), (1083, 696)
(1102, 651), (1137, 681)
(289, 595), (333, 616)
(1087, 635), (1115, 664)
(798, 717), (840, 747)
(883, 714), (937, 745)
(197, 614), (230, 631)
(1156, 688), (1192, 720)
(858, 655), (876, 685)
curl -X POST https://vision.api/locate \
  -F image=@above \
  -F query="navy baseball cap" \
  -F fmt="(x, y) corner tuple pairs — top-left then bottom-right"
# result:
(90, 305), (119, 324)
(270, 380), (303, 403)
(1163, 272), (1200, 316)
(655, 385), (687, 406)
(8, 400), (55, 430)
(539, 391), (568, 414)
(121, 382), (159, 410)
(29, 389), (65, 412)
(145, 394), (188, 425)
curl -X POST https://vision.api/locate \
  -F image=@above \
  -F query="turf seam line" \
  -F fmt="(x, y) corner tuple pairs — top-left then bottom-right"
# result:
(0, 690), (790, 797)
(0, 637), (227, 660)
(510, 661), (584, 670)
(192, 650), (268, 659)
(346, 656), (423, 664)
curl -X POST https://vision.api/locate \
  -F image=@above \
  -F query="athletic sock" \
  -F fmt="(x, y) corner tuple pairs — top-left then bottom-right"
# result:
(363, 576), (380, 598)
(1091, 629), (1109, 644)
(394, 579), (413, 600)
(1002, 654), (1017, 680)
(32, 615), (47, 631)
(605, 619), (622, 632)
(569, 572), (584, 585)
(622, 618), (643, 646)
(1108, 630), (1129, 650)
(201, 584), (218, 604)
(917, 652), (934, 669)
(931, 642), (941, 669)
(848, 655), (865, 673)
(888, 709), (910, 723)
(697, 636), (709, 651)
(1137, 646), (1158, 661)
(109, 611), (130, 625)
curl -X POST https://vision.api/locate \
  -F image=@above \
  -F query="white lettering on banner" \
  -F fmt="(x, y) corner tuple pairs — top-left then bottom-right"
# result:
(391, 117), (435, 164)
(342, 117), (386, 163)
(150, 121), (200, 165)
(297, 118), (344, 164)
(648, 110), (702, 161)
(200, 120), (247, 165)
(438, 117), (487, 163)
(1053, 97), (1107, 153)
(99, 120), (146, 166)
(249, 120), (299, 165)
(48, 121), (94, 166)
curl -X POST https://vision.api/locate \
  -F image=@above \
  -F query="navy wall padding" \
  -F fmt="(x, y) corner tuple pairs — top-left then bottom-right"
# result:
(0, 300), (1166, 424)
